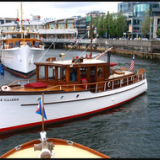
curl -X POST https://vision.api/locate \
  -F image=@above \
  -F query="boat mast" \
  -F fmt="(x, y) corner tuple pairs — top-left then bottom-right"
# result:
(17, 9), (19, 25)
(20, 2), (23, 32)
(90, 12), (93, 58)
(42, 93), (44, 132)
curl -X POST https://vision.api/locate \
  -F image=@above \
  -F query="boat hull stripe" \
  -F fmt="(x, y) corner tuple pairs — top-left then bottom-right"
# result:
(0, 91), (145, 135)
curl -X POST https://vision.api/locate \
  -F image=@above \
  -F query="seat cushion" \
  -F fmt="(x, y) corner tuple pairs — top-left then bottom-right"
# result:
(24, 82), (47, 88)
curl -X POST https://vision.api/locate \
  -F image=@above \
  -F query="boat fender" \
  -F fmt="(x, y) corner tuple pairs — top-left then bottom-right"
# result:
(1, 85), (10, 91)
(108, 82), (111, 87)
(121, 79), (124, 84)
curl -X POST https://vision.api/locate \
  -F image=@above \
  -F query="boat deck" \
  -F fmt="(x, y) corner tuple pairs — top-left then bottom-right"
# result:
(8, 71), (135, 92)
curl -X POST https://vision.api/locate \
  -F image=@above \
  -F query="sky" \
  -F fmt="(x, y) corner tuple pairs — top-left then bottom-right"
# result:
(0, 1), (121, 20)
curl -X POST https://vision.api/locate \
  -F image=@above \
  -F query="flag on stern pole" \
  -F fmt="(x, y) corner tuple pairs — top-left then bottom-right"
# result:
(130, 54), (135, 70)
(36, 98), (47, 120)
(73, 38), (77, 44)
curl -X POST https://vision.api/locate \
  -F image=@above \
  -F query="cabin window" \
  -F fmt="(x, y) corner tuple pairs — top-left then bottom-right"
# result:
(80, 67), (87, 79)
(25, 34), (30, 38)
(12, 34), (17, 38)
(48, 66), (55, 80)
(2, 27), (7, 31)
(58, 67), (66, 81)
(124, 78), (127, 82)
(30, 34), (35, 38)
(8, 27), (12, 31)
(115, 80), (119, 85)
(90, 67), (95, 75)
(97, 67), (102, 79)
(67, 20), (73, 29)
(30, 26), (33, 30)
(53, 24), (56, 29)
(17, 34), (21, 38)
(70, 68), (77, 81)
(90, 67), (96, 82)
(39, 66), (45, 79)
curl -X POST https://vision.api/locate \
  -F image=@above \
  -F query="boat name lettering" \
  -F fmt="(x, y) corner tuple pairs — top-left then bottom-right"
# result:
(3, 52), (13, 55)
(0, 98), (19, 101)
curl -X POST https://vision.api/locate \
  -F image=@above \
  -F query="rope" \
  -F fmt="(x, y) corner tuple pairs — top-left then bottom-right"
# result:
(38, 42), (54, 62)
(64, 31), (88, 56)
(70, 44), (92, 67)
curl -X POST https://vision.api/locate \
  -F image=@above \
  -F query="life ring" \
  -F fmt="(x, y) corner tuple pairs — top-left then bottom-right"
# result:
(1, 85), (10, 91)
(108, 82), (111, 87)
(121, 79), (124, 84)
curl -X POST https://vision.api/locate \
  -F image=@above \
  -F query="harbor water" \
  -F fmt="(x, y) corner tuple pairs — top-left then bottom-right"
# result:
(0, 48), (160, 158)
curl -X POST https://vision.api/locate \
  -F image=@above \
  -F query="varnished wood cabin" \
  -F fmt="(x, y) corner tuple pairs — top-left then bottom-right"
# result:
(32, 56), (138, 93)
(1, 32), (42, 49)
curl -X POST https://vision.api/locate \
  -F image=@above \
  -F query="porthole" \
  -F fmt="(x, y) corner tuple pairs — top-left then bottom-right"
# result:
(60, 96), (64, 99)
(76, 94), (79, 98)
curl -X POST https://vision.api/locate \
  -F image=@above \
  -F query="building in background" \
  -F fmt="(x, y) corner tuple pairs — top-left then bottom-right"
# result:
(116, 1), (160, 39)
(0, 16), (78, 40)
(0, 17), (16, 24)
(86, 11), (106, 18)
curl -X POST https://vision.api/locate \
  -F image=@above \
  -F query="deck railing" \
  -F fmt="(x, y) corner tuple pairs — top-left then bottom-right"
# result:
(6, 69), (146, 93)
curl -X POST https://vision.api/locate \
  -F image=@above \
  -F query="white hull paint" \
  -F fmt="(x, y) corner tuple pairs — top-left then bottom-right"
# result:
(1, 45), (44, 73)
(0, 79), (147, 132)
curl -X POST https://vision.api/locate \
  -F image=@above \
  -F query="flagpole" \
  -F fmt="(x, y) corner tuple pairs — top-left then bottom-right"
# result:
(21, 2), (23, 32)
(42, 92), (44, 132)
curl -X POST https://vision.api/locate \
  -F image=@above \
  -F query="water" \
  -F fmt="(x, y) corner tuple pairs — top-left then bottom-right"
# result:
(0, 49), (160, 158)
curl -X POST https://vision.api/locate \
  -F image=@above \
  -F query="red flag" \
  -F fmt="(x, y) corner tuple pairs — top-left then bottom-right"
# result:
(130, 54), (135, 70)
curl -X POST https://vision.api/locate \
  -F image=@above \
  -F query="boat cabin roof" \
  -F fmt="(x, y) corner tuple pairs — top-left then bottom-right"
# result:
(34, 58), (108, 67)
(1, 32), (39, 35)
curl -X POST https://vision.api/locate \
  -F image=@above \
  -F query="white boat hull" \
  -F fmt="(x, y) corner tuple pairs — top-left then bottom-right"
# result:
(1, 45), (44, 73)
(0, 79), (147, 134)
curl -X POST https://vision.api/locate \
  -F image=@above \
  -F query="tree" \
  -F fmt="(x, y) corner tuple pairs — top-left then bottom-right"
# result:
(97, 15), (106, 38)
(156, 23), (160, 37)
(109, 13), (117, 38)
(141, 10), (152, 38)
(115, 10), (126, 38)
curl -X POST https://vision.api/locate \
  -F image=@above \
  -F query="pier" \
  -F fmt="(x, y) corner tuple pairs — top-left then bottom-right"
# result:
(41, 38), (160, 59)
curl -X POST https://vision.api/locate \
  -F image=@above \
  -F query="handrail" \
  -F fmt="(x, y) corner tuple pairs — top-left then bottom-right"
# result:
(8, 78), (36, 87)
(43, 71), (146, 92)
(6, 69), (146, 92)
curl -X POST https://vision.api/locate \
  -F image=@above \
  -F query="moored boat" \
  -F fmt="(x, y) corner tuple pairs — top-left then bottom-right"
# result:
(0, 132), (110, 158)
(0, 2), (44, 78)
(0, 12), (148, 136)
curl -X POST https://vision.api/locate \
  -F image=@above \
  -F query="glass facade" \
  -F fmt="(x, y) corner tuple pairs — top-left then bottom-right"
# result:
(118, 2), (160, 39)
(133, 4), (150, 17)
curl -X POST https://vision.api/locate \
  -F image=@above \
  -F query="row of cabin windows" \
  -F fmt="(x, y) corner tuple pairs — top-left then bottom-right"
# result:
(38, 66), (103, 82)
(1, 22), (74, 31)
(2, 34), (38, 39)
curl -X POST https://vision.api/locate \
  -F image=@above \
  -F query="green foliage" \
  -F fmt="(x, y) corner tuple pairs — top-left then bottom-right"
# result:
(141, 10), (152, 37)
(116, 10), (127, 37)
(156, 22), (160, 37)
(156, 27), (160, 38)
(90, 10), (128, 38)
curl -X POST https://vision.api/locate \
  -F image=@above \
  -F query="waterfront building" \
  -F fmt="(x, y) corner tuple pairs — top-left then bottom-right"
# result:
(0, 17), (16, 24)
(0, 16), (78, 40)
(116, 1), (160, 39)
(86, 11), (106, 18)
(75, 16), (90, 39)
